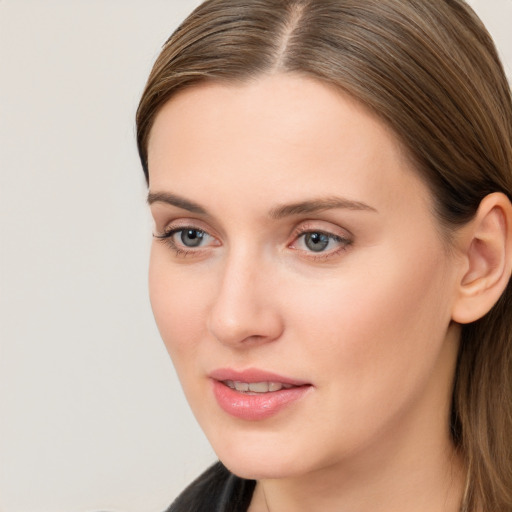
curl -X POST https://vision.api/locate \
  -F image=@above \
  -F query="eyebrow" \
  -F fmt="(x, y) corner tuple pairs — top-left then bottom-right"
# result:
(147, 191), (377, 218)
(147, 192), (208, 215)
(269, 197), (377, 219)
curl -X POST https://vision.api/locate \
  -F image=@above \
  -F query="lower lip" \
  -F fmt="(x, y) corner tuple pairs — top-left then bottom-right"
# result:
(211, 380), (311, 421)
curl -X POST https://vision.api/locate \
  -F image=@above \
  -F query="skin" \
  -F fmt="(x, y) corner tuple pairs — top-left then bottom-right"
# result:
(147, 74), (466, 512)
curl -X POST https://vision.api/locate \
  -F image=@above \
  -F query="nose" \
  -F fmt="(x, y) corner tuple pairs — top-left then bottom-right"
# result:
(207, 251), (284, 348)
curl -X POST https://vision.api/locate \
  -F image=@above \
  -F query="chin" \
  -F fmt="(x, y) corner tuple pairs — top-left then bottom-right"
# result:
(222, 456), (301, 481)
(211, 434), (318, 481)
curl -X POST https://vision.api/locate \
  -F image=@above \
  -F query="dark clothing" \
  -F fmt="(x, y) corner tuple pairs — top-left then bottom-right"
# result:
(166, 462), (256, 512)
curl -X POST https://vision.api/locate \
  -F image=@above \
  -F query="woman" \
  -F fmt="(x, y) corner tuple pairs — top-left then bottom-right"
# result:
(136, 1), (512, 511)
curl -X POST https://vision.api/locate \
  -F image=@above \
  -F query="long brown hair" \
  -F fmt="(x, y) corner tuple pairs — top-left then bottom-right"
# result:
(136, 1), (512, 509)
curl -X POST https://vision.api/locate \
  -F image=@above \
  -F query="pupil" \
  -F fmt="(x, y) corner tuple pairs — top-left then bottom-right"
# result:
(181, 229), (204, 247)
(305, 232), (329, 252)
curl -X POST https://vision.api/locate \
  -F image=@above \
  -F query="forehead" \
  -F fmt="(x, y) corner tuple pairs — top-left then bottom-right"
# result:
(147, 73), (432, 219)
(149, 74), (401, 155)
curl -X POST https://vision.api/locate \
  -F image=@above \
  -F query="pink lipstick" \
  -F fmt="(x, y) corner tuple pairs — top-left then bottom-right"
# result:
(209, 368), (312, 421)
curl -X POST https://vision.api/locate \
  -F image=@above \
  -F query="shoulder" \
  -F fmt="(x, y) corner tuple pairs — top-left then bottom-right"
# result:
(165, 461), (256, 512)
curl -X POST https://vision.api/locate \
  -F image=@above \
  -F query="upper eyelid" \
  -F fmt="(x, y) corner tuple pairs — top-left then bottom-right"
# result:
(291, 220), (353, 239)
(154, 218), (218, 237)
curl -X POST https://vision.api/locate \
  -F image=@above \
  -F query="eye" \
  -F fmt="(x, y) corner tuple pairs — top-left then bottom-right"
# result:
(153, 225), (218, 256)
(177, 228), (207, 247)
(302, 232), (332, 252)
(290, 226), (352, 259)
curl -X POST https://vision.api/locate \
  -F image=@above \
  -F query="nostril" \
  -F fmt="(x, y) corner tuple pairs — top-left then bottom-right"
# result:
(207, 304), (284, 347)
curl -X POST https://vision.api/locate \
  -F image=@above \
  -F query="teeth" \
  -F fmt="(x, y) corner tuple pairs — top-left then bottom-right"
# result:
(224, 380), (296, 393)
(248, 382), (270, 393)
(268, 382), (283, 392)
(234, 381), (250, 392)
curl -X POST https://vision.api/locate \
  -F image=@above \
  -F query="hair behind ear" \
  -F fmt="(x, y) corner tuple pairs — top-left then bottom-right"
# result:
(453, 286), (512, 510)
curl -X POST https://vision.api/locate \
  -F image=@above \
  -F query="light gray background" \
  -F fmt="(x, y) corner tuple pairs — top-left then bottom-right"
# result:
(0, 1), (510, 511)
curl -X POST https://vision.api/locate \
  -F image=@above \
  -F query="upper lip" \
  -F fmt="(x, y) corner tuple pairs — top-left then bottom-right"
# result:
(209, 368), (311, 387)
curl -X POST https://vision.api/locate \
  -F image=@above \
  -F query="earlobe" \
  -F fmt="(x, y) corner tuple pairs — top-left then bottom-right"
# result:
(451, 192), (512, 324)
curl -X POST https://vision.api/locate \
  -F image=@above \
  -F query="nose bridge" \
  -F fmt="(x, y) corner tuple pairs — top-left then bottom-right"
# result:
(207, 244), (282, 346)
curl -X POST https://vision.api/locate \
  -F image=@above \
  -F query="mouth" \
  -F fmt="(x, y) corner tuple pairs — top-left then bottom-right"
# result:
(209, 368), (312, 420)
(222, 380), (297, 394)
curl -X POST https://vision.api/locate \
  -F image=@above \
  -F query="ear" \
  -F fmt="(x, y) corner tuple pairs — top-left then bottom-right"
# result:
(451, 192), (512, 324)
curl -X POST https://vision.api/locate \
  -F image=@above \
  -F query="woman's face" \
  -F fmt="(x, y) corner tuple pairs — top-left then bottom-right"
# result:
(147, 74), (462, 480)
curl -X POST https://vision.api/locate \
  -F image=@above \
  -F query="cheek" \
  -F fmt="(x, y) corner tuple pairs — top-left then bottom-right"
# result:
(148, 247), (211, 362)
(286, 242), (453, 396)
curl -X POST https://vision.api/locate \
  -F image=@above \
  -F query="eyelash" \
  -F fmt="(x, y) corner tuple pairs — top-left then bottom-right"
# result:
(153, 224), (352, 260)
(291, 226), (352, 260)
(153, 226), (213, 258)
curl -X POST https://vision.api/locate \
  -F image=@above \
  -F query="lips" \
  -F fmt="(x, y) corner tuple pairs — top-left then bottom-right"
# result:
(209, 368), (312, 421)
